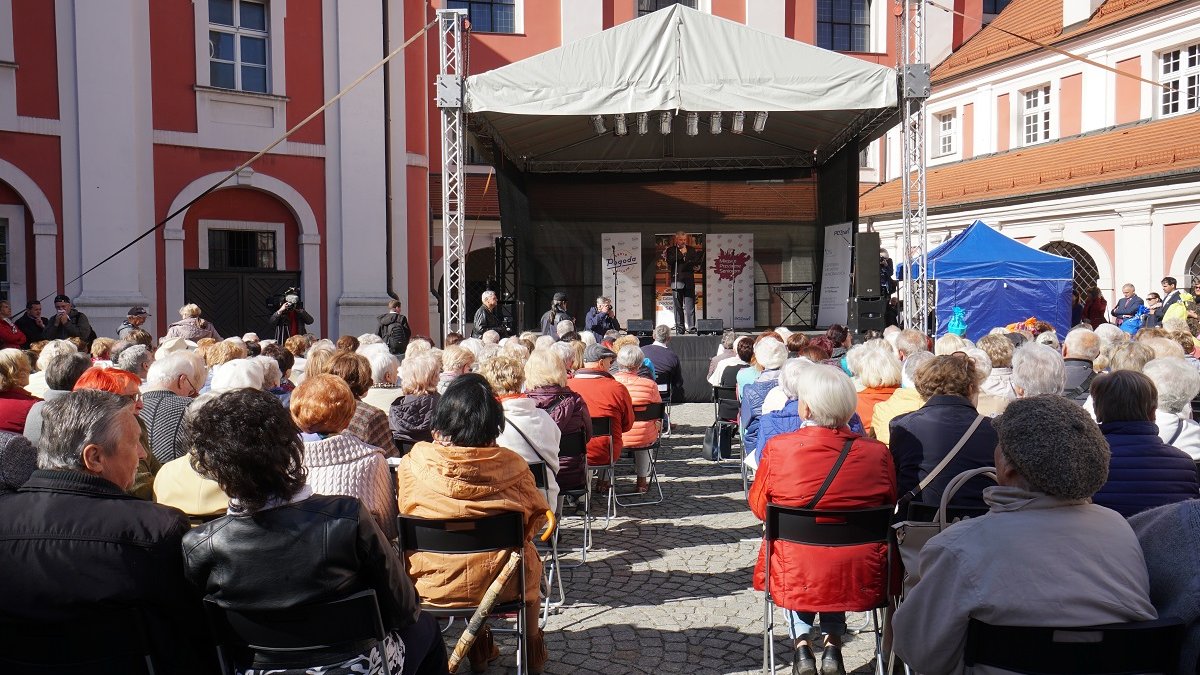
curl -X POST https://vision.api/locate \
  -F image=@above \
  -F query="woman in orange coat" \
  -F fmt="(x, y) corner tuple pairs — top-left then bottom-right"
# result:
(750, 364), (896, 675)
(611, 345), (662, 493)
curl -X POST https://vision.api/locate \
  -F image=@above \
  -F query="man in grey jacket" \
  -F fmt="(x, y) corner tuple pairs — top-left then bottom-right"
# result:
(893, 395), (1157, 674)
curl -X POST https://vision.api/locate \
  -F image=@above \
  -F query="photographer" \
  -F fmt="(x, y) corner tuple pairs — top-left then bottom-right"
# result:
(270, 289), (314, 343)
(44, 295), (94, 348)
(584, 296), (621, 343)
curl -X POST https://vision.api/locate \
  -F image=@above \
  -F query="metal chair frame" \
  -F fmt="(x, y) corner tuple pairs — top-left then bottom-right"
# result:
(712, 376), (751, 497)
(614, 402), (666, 507)
(204, 590), (393, 675)
(396, 511), (531, 675)
(655, 376), (673, 436)
(586, 416), (618, 526)
(528, 461), (565, 624)
(762, 503), (894, 675)
(555, 430), (592, 567)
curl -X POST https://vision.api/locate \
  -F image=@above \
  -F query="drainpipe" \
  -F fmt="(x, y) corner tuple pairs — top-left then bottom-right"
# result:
(382, 0), (398, 301)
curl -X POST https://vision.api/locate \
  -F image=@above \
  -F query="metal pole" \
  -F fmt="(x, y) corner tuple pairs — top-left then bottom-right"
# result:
(437, 9), (468, 337)
(899, 0), (930, 333)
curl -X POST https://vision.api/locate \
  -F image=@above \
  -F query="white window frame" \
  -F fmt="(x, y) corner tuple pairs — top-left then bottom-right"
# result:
(0, 0), (17, 130)
(1158, 42), (1200, 118)
(450, 0), (524, 34)
(198, 219), (285, 271)
(1020, 84), (1052, 146)
(933, 110), (956, 157)
(206, 0), (271, 94)
(194, 0), (286, 96)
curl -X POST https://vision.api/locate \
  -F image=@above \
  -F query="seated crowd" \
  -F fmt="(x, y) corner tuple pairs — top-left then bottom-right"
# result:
(1, 291), (1199, 674)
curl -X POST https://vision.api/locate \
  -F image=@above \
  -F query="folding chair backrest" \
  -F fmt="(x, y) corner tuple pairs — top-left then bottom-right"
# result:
(764, 504), (894, 547)
(528, 461), (548, 490)
(396, 511), (525, 554)
(0, 607), (156, 674)
(964, 617), (1185, 675)
(559, 431), (586, 458)
(205, 589), (387, 655)
(720, 363), (750, 387)
(590, 416), (612, 437)
(633, 402), (665, 423)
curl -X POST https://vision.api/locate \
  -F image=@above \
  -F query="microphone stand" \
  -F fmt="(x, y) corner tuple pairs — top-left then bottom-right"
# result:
(611, 245), (619, 317)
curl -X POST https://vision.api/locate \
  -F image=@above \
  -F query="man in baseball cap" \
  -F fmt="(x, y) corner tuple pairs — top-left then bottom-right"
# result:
(44, 294), (93, 347)
(118, 307), (150, 340)
(567, 343), (633, 487)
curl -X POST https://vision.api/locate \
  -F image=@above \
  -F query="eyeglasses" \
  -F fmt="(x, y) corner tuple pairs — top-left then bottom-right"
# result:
(121, 393), (143, 404)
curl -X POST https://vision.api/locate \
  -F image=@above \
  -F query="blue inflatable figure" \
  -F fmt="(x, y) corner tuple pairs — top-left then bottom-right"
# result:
(947, 306), (968, 337)
(1120, 305), (1149, 335)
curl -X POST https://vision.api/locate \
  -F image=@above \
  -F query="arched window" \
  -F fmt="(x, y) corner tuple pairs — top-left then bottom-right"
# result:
(1040, 241), (1099, 293)
(1186, 245), (1200, 288)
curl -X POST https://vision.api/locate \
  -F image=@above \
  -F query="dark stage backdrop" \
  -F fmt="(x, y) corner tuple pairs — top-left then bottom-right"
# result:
(638, 334), (719, 405)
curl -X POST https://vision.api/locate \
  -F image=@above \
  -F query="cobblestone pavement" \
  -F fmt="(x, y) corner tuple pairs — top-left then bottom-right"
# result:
(461, 403), (882, 675)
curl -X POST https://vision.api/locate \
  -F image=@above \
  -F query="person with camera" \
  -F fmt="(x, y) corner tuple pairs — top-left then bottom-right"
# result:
(664, 231), (702, 334)
(43, 294), (94, 347)
(270, 289), (313, 344)
(583, 295), (620, 343)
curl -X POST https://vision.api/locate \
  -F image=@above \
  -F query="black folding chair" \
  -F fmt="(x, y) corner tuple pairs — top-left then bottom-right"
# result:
(528, 461), (565, 623)
(655, 374), (673, 435)
(762, 503), (894, 675)
(396, 511), (531, 674)
(715, 365), (751, 495)
(0, 607), (158, 674)
(587, 416), (618, 525)
(204, 590), (393, 675)
(964, 617), (1185, 675)
(615, 402), (666, 507)
(555, 430), (593, 566)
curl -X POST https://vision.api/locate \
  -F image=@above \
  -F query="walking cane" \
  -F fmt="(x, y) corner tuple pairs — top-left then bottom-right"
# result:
(447, 510), (557, 673)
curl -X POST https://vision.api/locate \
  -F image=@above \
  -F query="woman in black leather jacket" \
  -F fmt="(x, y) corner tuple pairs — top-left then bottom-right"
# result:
(181, 388), (447, 675)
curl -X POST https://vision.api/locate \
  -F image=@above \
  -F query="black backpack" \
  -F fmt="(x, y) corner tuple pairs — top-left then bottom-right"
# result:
(383, 316), (410, 355)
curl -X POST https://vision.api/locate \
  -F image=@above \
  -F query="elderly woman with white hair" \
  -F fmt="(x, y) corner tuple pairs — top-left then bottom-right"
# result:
(1011, 341), (1066, 397)
(437, 345), (475, 395)
(749, 358), (811, 471)
(612, 345), (662, 493)
(1143, 357), (1200, 460)
(750, 364), (896, 675)
(361, 350), (400, 412)
(854, 341), (901, 437)
(388, 352), (441, 454)
(740, 338), (790, 453)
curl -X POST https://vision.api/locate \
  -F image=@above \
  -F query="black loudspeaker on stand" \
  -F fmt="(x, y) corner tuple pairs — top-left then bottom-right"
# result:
(696, 319), (724, 335)
(854, 231), (882, 298)
(849, 297), (886, 334)
(626, 320), (654, 336)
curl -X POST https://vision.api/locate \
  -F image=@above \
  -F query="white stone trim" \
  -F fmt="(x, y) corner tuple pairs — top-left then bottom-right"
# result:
(0, 157), (56, 224)
(152, 129), (325, 157)
(0, 0), (14, 131)
(197, 219), (285, 270)
(164, 170), (321, 331)
(0, 203), (26, 307)
(1024, 230), (1113, 293)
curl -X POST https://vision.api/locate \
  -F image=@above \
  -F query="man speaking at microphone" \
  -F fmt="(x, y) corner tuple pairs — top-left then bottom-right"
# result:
(663, 231), (703, 334)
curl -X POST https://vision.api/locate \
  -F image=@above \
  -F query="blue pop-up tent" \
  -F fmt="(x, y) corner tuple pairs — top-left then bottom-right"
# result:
(900, 221), (1074, 340)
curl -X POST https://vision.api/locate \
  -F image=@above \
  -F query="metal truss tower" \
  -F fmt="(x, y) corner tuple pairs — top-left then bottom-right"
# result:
(437, 9), (468, 337)
(899, 0), (932, 333)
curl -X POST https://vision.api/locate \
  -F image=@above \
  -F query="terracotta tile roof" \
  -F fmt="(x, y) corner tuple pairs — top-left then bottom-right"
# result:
(933, 0), (1184, 83)
(859, 112), (1200, 217)
(431, 174), (818, 223)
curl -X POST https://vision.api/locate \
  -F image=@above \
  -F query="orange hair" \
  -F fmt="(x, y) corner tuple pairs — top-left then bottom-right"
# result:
(73, 366), (140, 394)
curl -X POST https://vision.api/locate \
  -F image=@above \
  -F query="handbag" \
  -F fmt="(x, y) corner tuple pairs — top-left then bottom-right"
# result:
(892, 464), (996, 594)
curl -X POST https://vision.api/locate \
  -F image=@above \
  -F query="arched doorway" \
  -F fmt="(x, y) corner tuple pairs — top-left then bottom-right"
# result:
(1186, 245), (1200, 288)
(1041, 241), (1099, 293)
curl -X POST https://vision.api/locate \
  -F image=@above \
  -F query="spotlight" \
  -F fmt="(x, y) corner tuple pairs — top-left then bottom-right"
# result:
(686, 111), (699, 136)
(710, 112), (722, 135)
(731, 111), (745, 134)
(590, 114), (606, 135)
(753, 111), (768, 133)
(636, 112), (649, 135)
(659, 111), (672, 135)
(614, 114), (628, 137)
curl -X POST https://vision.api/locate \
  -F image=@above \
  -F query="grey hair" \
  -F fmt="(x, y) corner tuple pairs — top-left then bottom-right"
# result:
(367, 351), (399, 384)
(1012, 342), (1065, 396)
(1142, 358), (1200, 415)
(38, 389), (132, 472)
(1093, 323), (1127, 347)
(754, 338), (788, 371)
(480, 330), (501, 345)
(44, 352), (92, 391)
(400, 352), (440, 395)
(1141, 336), (1186, 359)
(146, 351), (199, 386)
(896, 329), (928, 358)
(115, 344), (153, 376)
(794, 364), (859, 428)
(720, 330), (737, 350)
(595, 296), (611, 307)
(963, 348), (992, 385)
(534, 334), (556, 351)
(357, 333), (384, 346)
(481, 290), (497, 302)
(777, 357), (813, 400)
(1064, 328), (1101, 361)
(555, 320), (575, 338)
(253, 355), (282, 389)
(550, 341), (575, 371)
(653, 325), (672, 343)
(856, 342), (902, 388)
(616, 345), (645, 371)
(901, 350), (934, 389)
(36, 339), (78, 372)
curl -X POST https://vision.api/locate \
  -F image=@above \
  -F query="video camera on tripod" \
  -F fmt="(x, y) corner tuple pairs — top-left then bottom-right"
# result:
(265, 286), (304, 311)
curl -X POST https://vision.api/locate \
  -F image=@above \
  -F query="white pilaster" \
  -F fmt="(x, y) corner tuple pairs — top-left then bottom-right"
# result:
(744, 0), (784, 36)
(1080, 49), (1109, 133)
(65, 0), (153, 330)
(329, 0), (390, 338)
(561, 0), (602, 44)
(386, 0), (409, 311)
(1117, 206), (1154, 292)
(32, 222), (57, 301)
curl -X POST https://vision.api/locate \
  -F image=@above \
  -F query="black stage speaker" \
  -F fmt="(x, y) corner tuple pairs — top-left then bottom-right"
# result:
(848, 297), (886, 334)
(696, 319), (724, 336)
(855, 231), (882, 298)
(626, 320), (654, 336)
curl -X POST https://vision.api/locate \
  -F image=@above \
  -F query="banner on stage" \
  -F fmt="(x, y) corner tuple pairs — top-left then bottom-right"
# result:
(705, 233), (754, 330)
(655, 233), (704, 327)
(601, 232), (643, 319)
(817, 222), (853, 328)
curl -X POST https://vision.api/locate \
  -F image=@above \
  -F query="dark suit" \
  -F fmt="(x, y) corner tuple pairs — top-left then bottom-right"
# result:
(1111, 293), (1143, 325)
(664, 245), (703, 331)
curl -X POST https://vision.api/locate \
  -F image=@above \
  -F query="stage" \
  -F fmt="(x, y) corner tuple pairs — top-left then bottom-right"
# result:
(638, 334), (721, 404)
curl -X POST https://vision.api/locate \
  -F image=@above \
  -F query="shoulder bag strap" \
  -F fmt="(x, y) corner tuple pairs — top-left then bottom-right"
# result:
(1168, 417), (1185, 446)
(805, 438), (856, 510)
(504, 415), (557, 476)
(911, 414), (984, 498)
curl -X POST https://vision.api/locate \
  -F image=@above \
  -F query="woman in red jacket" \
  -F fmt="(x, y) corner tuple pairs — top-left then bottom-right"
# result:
(1083, 286), (1108, 327)
(750, 364), (896, 675)
(0, 301), (25, 349)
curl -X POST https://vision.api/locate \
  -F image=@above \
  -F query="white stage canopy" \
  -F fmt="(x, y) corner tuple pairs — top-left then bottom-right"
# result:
(464, 5), (899, 173)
